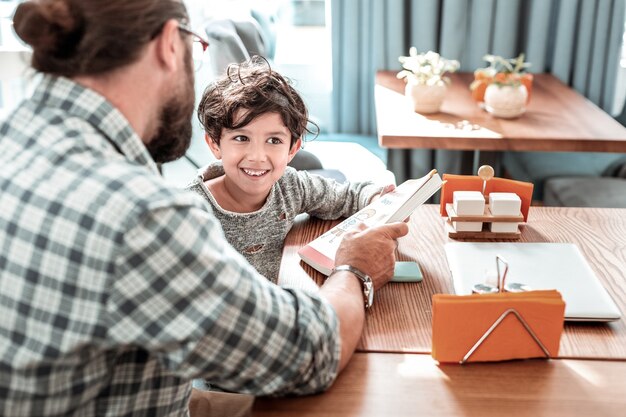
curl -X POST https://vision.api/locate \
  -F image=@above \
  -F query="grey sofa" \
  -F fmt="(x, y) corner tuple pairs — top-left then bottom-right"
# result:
(543, 176), (626, 208)
(503, 107), (626, 208)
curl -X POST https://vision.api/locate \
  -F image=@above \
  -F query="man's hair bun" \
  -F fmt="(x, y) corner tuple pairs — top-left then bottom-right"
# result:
(10, 0), (188, 77)
(13, 0), (81, 57)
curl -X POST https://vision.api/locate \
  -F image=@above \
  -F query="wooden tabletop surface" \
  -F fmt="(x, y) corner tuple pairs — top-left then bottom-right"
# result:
(278, 206), (626, 359)
(375, 71), (626, 152)
(253, 352), (626, 417)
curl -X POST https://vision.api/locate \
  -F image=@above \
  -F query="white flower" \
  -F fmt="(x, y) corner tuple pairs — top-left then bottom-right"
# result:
(397, 48), (460, 86)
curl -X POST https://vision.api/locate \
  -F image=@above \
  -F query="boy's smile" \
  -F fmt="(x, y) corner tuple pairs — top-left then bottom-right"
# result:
(206, 110), (301, 212)
(242, 169), (268, 177)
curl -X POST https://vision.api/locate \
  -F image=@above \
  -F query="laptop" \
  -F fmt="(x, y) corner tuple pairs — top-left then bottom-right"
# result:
(444, 242), (622, 322)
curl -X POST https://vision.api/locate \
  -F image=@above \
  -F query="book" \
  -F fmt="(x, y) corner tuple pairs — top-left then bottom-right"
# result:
(298, 169), (443, 275)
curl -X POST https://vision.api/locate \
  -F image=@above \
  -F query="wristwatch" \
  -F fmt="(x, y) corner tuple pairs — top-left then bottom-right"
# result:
(332, 265), (374, 309)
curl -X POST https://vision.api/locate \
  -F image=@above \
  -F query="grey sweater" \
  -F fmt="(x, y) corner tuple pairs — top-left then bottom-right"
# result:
(187, 163), (379, 283)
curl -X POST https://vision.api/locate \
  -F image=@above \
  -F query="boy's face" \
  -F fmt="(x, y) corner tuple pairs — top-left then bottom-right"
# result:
(207, 110), (301, 202)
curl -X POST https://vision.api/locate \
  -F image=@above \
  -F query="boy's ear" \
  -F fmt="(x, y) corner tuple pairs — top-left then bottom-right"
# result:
(288, 137), (302, 162)
(205, 133), (222, 159)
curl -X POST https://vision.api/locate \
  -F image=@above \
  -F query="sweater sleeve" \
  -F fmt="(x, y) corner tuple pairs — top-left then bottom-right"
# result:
(280, 168), (381, 220)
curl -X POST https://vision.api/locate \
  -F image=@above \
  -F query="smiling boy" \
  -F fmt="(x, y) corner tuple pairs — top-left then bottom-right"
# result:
(205, 111), (299, 213)
(187, 58), (392, 282)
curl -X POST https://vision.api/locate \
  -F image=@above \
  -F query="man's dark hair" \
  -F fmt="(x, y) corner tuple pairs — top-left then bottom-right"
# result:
(13, 0), (188, 76)
(198, 56), (318, 149)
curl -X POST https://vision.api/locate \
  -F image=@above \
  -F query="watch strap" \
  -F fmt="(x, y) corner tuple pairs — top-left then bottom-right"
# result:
(331, 264), (374, 309)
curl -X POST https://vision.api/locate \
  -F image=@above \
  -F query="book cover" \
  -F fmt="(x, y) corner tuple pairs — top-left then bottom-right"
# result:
(298, 170), (443, 275)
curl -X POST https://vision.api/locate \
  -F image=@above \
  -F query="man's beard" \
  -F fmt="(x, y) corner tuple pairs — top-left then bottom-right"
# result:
(146, 47), (195, 164)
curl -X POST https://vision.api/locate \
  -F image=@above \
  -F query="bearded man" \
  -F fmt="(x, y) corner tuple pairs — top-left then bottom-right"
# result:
(0, 1), (407, 416)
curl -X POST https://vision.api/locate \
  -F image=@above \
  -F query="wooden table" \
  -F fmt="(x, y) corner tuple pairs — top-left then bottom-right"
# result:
(253, 206), (626, 416)
(376, 71), (626, 152)
(375, 71), (626, 178)
(254, 353), (626, 417)
(278, 206), (626, 358)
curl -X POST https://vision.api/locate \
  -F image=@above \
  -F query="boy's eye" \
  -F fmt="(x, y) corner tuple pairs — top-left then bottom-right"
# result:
(233, 135), (249, 142)
(267, 137), (283, 145)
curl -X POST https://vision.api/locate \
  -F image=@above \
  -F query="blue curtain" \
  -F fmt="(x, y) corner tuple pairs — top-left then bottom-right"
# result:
(331, 0), (626, 182)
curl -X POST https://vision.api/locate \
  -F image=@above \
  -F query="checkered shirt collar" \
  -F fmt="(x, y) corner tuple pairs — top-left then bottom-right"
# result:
(32, 75), (160, 175)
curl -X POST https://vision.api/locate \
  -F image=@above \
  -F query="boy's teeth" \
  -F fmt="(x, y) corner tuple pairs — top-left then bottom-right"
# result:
(243, 169), (267, 176)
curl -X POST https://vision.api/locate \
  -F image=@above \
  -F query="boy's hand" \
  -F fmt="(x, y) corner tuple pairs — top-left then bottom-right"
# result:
(368, 184), (411, 222)
(369, 184), (395, 204)
(334, 221), (409, 290)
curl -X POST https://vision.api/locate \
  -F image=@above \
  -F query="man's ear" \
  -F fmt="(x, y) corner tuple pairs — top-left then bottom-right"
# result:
(288, 137), (302, 162)
(154, 19), (182, 73)
(206, 133), (222, 159)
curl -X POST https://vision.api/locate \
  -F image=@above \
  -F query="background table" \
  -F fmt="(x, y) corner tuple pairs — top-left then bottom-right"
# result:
(278, 206), (626, 359)
(376, 71), (626, 152)
(375, 71), (626, 179)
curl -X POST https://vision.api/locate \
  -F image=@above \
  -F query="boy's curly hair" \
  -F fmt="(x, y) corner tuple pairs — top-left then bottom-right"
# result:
(197, 56), (318, 148)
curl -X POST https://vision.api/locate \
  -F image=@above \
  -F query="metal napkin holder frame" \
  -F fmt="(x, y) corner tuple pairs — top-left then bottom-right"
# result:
(462, 255), (552, 364)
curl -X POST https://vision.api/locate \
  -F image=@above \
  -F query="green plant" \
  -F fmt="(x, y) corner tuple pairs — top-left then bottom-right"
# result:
(470, 53), (533, 104)
(397, 48), (460, 86)
(481, 53), (531, 86)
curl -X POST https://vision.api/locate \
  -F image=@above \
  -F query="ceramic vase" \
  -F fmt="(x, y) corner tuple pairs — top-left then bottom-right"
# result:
(405, 81), (447, 114)
(484, 84), (528, 118)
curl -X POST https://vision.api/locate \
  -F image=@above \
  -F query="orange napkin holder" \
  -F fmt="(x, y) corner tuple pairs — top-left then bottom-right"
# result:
(432, 290), (565, 363)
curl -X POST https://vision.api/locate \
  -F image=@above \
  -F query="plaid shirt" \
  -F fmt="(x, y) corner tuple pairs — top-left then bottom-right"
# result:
(0, 76), (340, 416)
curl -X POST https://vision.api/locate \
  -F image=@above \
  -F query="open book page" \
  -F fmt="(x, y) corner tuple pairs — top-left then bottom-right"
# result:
(299, 170), (442, 275)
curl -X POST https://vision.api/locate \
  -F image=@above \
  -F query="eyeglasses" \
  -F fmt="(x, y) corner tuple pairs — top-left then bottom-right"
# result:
(178, 22), (210, 53)
(178, 22), (210, 72)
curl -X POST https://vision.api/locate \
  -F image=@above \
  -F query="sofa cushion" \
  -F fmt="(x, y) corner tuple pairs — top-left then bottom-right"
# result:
(302, 141), (395, 185)
(543, 177), (626, 208)
(288, 149), (348, 183)
(502, 151), (626, 199)
(315, 133), (387, 163)
(289, 149), (324, 171)
(604, 159), (626, 178)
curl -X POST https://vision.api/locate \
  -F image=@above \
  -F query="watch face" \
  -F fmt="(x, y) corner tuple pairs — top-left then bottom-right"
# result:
(364, 282), (374, 308)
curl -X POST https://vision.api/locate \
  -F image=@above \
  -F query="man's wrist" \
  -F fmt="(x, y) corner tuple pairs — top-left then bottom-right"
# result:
(331, 265), (374, 309)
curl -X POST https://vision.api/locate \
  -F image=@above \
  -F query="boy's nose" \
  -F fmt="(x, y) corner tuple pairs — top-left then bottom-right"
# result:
(246, 142), (267, 161)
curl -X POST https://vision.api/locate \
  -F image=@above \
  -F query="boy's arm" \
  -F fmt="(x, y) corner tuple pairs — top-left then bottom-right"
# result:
(288, 169), (385, 219)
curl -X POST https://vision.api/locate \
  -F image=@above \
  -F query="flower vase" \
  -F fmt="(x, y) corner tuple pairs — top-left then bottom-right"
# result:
(405, 81), (447, 114)
(484, 84), (528, 118)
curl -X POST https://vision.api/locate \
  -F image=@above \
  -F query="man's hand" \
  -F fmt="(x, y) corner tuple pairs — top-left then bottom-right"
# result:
(334, 221), (409, 290)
